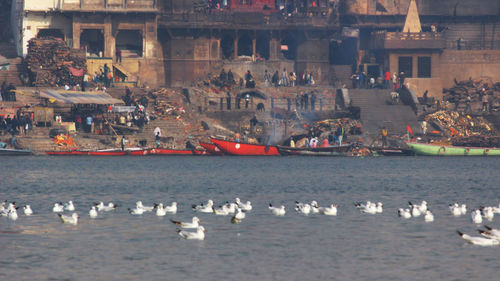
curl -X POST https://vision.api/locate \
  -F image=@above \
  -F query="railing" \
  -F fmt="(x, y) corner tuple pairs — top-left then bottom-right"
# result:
(61, 0), (157, 10)
(445, 40), (500, 50)
(371, 31), (445, 49)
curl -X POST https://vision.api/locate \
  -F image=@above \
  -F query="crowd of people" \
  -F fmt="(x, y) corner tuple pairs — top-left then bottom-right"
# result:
(0, 112), (33, 137)
(0, 81), (17, 102)
(267, 69), (315, 87)
(350, 70), (407, 90)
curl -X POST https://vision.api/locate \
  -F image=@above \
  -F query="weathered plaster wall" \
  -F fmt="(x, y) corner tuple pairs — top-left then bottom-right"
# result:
(21, 13), (72, 56)
(440, 50), (500, 88)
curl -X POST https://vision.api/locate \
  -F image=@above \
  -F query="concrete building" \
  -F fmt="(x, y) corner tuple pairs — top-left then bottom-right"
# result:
(8, 0), (500, 98)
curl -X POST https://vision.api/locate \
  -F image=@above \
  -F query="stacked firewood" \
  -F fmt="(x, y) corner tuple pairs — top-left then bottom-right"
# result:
(425, 110), (495, 137)
(452, 135), (500, 148)
(24, 37), (86, 86)
(442, 78), (488, 103)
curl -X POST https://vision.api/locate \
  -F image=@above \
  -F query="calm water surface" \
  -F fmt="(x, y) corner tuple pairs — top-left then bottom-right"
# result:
(1, 156), (499, 281)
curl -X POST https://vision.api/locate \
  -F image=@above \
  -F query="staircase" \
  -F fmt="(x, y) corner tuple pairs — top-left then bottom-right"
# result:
(349, 89), (420, 136)
(0, 41), (23, 86)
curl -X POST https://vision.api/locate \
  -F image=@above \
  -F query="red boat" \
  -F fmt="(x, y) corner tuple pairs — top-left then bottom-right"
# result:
(46, 150), (88, 155)
(199, 141), (224, 155)
(127, 149), (151, 156)
(210, 137), (280, 156)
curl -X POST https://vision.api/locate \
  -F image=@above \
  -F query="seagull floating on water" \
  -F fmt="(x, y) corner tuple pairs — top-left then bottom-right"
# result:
(295, 201), (312, 215)
(64, 201), (75, 211)
(170, 217), (200, 229)
(89, 206), (98, 218)
(481, 206), (494, 221)
(318, 204), (338, 216)
(177, 226), (206, 240)
(155, 203), (167, 216)
(355, 201), (382, 214)
(449, 203), (462, 216)
(52, 203), (64, 213)
(408, 202), (422, 217)
(269, 204), (286, 216)
(213, 205), (230, 216)
(164, 202), (177, 214)
(424, 210), (434, 222)
(8, 209), (18, 221)
(128, 207), (144, 215)
(457, 230), (499, 246)
(471, 209), (483, 224)
(95, 202), (118, 212)
(136, 201), (154, 212)
(23, 205), (33, 216)
(58, 213), (79, 225)
(478, 225), (500, 240)
(235, 198), (252, 211)
(398, 208), (412, 219)
(192, 200), (214, 213)
(310, 201), (320, 214)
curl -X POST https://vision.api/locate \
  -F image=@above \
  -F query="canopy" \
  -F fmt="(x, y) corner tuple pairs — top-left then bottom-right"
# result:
(39, 90), (124, 105)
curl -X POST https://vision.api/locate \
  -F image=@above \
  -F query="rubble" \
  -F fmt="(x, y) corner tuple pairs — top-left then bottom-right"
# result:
(24, 37), (86, 87)
(442, 78), (499, 105)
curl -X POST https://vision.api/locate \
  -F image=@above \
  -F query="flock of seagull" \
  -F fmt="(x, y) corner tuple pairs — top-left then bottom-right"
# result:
(1, 198), (500, 244)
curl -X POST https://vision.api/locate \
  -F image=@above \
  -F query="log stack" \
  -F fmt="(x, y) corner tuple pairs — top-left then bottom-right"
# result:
(452, 135), (500, 148)
(24, 37), (86, 87)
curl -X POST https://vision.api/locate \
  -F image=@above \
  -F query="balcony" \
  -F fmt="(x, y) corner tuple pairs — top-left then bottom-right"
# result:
(370, 31), (446, 50)
(61, 0), (158, 13)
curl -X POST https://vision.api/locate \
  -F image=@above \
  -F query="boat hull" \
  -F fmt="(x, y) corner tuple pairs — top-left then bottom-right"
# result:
(199, 141), (224, 155)
(210, 137), (279, 156)
(406, 142), (500, 156)
(277, 144), (352, 156)
(150, 148), (196, 155)
(0, 148), (33, 156)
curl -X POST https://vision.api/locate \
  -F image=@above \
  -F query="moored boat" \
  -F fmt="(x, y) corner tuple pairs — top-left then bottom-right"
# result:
(406, 142), (500, 156)
(0, 148), (33, 156)
(371, 147), (415, 156)
(210, 137), (280, 156)
(149, 148), (197, 155)
(199, 141), (224, 155)
(277, 144), (352, 156)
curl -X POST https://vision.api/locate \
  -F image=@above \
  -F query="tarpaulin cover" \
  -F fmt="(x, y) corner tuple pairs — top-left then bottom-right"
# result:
(69, 66), (85, 77)
(39, 90), (124, 105)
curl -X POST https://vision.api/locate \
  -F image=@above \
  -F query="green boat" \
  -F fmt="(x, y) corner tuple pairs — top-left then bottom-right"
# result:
(406, 142), (500, 156)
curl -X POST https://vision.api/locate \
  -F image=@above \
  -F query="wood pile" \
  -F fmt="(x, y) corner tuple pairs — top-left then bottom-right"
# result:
(425, 110), (495, 137)
(24, 37), (86, 87)
(452, 135), (500, 148)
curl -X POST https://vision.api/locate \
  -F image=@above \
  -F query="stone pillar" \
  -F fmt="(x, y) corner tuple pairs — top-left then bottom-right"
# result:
(234, 30), (238, 59)
(269, 38), (279, 61)
(104, 15), (114, 58)
(252, 31), (256, 58)
(72, 16), (81, 50)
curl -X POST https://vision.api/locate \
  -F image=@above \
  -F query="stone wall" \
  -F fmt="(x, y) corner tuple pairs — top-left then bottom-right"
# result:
(440, 50), (500, 88)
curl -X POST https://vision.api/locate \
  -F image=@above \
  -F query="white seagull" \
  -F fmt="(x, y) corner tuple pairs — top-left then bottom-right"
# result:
(409, 202), (422, 217)
(64, 201), (75, 211)
(95, 202), (118, 212)
(471, 210), (483, 224)
(213, 205), (230, 216)
(235, 198), (252, 211)
(177, 226), (206, 240)
(136, 201), (154, 212)
(58, 213), (79, 225)
(128, 207), (144, 215)
(170, 217), (200, 229)
(164, 202), (177, 214)
(23, 205), (33, 216)
(457, 230), (499, 246)
(192, 200), (214, 213)
(155, 203), (167, 216)
(482, 207), (494, 221)
(52, 203), (64, 213)
(398, 208), (412, 219)
(269, 204), (286, 216)
(460, 204), (467, 215)
(295, 201), (312, 215)
(318, 204), (338, 216)
(424, 210), (434, 222)
(478, 225), (500, 240)
(89, 206), (98, 219)
(449, 203), (462, 216)
(310, 201), (320, 214)
(8, 209), (18, 221)
(355, 201), (378, 214)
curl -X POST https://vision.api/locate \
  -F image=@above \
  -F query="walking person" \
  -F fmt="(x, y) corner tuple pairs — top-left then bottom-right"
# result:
(381, 127), (388, 147)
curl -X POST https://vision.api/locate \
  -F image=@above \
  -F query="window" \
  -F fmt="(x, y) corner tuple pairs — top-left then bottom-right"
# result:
(398, 56), (412, 78)
(418, 56), (431, 78)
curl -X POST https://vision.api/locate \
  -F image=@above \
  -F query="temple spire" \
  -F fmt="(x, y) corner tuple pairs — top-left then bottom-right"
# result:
(402, 0), (422, 33)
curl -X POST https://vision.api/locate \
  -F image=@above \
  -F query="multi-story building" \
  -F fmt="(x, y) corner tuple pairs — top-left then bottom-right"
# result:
(10, 0), (500, 97)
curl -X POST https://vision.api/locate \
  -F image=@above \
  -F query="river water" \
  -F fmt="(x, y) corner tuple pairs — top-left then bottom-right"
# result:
(1, 156), (499, 281)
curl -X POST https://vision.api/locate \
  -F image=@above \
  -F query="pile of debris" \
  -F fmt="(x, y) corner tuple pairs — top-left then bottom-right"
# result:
(24, 37), (86, 87)
(141, 88), (187, 119)
(425, 110), (495, 137)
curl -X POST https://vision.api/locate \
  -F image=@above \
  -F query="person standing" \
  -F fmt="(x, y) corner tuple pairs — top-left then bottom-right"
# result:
(116, 48), (122, 63)
(121, 135), (127, 151)
(482, 93), (489, 112)
(421, 121), (427, 135)
(264, 70), (271, 87)
(381, 127), (388, 147)
(384, 70), (391, 89)
(271, 70), (279, 87)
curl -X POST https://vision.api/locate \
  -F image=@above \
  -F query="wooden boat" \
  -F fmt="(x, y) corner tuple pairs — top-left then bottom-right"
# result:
(406, 142), (500, 156)
(87, 150), (127, 156)
(127, 149), (151, 156)
(199, 141), (224, 155)
(277, 144), (352, 156)
(210, 137), (280, 156)
(46, 150), (87, 155)
(149, 148), (197, 155)
(0, 148), (33, 156)
(371, 147), (415, 156)
(46, 149), (127, 156)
